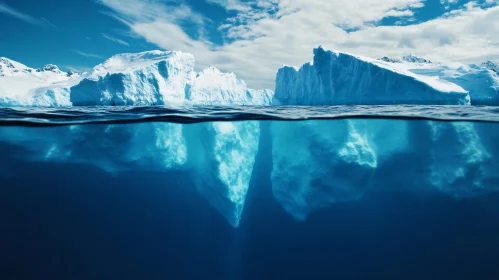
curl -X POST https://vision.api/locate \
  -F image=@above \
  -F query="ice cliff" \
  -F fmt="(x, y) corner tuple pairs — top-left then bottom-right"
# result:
(70, 51), (273, 106)
(274, 47), (470, 105)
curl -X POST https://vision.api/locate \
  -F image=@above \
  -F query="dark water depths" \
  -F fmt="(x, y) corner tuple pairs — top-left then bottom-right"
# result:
(1, 106), (499, 280)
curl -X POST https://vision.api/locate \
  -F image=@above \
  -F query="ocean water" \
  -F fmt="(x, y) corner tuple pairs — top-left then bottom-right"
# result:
(1, 106), (499, 280)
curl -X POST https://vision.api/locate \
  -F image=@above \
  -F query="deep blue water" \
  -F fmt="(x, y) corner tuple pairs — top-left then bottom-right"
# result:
(1, 106), (499, 280)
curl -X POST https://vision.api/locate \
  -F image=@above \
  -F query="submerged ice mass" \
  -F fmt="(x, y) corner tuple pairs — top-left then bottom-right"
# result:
(185, 122), (260, 227)
(271, 120), (377, 220)
(2, 117), (498, 226)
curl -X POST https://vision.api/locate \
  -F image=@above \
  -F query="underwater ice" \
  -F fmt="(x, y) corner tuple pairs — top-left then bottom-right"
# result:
(1, 118), (499, 226)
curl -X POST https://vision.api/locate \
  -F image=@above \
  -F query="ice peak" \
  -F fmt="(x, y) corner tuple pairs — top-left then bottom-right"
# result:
(313, 46), (341, 57)
(37, 64), (61, 73)
(90, 50), (195, 79)
(199, 66), (233, 77)
(379, 57), (401, 63)
(0, 57), (17, 69)
(401, 54), (433, 64)
(481, 61), (498, 73)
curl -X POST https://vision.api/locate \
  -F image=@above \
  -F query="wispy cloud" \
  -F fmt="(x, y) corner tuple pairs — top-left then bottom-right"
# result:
(0, 3), (52, 27)
(40, 17), (57, 28)
(72, 50), (104, 59)
(205, 0), (248, 11)
(102, 33), (130, 46)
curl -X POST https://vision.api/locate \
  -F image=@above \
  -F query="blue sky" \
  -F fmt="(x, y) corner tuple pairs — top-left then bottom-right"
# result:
(1, 0), (498, 88)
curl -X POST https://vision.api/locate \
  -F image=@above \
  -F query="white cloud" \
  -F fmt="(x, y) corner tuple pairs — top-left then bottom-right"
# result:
(97, 0), (499, 90)
(384, 9), (414, 17)
(102, 33), (130, 46)
(0, 3), (52, 27)
(72, 50), (104, 59)
(205, 0), (248, 11)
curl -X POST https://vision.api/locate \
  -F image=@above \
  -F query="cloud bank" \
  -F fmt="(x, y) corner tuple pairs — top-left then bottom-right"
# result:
(96, 0), (499, 89)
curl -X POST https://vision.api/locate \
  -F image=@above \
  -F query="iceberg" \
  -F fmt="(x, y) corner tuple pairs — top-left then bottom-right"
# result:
(0, 58), (79, 107)
(1, 51), (273, 107)
(1, 47), (499, 228)
(70, 51), (273, 106)
(379, 57), (499, 105)
(70, 51), (195, 106)
(274, 47), (470, 106)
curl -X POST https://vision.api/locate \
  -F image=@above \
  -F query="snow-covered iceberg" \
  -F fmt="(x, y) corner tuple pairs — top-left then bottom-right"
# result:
(1, 51), (273, 107)
(274, 47), (470, 105)
(0, 58), (79, 107)
(378, 56), (499, 105)
(70, 51), (273, 106)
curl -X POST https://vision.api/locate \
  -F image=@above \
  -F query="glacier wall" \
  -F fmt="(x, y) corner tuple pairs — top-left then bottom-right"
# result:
(1, 119), (498, 227)
(274, 47), (470, 105)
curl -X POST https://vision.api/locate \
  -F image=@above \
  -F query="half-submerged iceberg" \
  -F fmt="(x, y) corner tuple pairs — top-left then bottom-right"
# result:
(1, 47), (499, 228)
(274, 46), (470, 105)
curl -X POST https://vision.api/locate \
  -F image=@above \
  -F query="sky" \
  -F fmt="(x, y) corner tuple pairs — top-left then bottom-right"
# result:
(0, 0), (498, 89)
